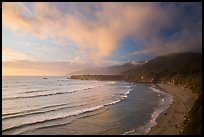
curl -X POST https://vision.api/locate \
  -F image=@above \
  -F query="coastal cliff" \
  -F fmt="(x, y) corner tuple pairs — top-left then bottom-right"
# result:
(72, 53), (202, 93)
(70, 52), (202, 135)
(71, 75), (154, 83)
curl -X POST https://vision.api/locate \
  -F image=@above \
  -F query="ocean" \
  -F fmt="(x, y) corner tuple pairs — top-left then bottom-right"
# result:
(2, 76), (173, 135)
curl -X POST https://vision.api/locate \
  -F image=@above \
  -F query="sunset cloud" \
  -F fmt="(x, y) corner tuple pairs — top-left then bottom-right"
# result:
(2, 2), (202, 73)
(2, 48), (31, 61)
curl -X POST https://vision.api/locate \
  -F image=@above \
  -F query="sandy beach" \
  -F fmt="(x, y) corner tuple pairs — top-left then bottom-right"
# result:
(147, 84), (198, 135)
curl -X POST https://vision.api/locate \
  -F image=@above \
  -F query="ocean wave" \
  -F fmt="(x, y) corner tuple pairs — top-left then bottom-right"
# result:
(137, 96), (173, 135)
(17, 108), (109, 135)
(3, 103), (87, 120)
(122, 129), (136, 135)
(2, 102), (71, 117)
(2, 104), (106, 132)
(3, 81), (114, 100)
(3, 90), (109, 118)
(124, 85), (132, 88)
(109, 81), (115, 85)
(122, 85), (173, 135)
(3, 96), (95, 118)
(2, 85), (105, 101)
(64, 81), (100, 85)
(148, 85), (171, 97)
(113, 89), (133, 99)
(19, 89), (50, 94)
(3, 90), (132, 132)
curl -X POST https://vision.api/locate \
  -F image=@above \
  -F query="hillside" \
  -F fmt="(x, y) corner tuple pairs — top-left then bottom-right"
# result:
(179, 94), (202, 135)
(121, 52), (202, 135)
(71, 52), (202, 135)
(70, 61), (144, 75)
(122, 52), (202, 94)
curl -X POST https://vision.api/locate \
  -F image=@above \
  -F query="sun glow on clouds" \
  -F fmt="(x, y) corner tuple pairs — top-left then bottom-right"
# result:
(2, 2), (202, 76)
(2, 48), (29, 61)
(2, 3), (174, 62)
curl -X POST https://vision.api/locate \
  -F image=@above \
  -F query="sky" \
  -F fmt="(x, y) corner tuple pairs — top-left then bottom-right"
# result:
(2, 2), (202, 76)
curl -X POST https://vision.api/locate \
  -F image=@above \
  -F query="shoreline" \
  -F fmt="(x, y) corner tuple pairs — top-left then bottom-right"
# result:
(147, 84), (197, 135)
(70, 78), (198, 135)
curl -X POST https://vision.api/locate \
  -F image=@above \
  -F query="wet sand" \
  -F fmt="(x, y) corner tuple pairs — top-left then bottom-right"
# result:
(147, 84), (197, 135)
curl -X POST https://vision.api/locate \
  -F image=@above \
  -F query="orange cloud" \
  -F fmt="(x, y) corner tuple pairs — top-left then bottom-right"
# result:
(2, 48), (30, 61)
(4, 3), (198, 62)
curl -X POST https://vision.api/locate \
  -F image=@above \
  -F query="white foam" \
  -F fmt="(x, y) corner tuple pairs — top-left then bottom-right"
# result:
(113, 89), (133, 99)
(122, 85), (173, 135)
(3, 90), (133, 132)
(124, 86), (131, 88)
(141, 85), (173, 134)
(125, 89), (132, 95)
(108, 81), (115, 85)
(122, 129), (136, 135)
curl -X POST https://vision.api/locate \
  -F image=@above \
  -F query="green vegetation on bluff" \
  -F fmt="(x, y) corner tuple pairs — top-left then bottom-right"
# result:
(71, 52), (202, 135)
(71, 75), (124, 81)
(122, 52), (202, 94)
(122, 52), (202, 135)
